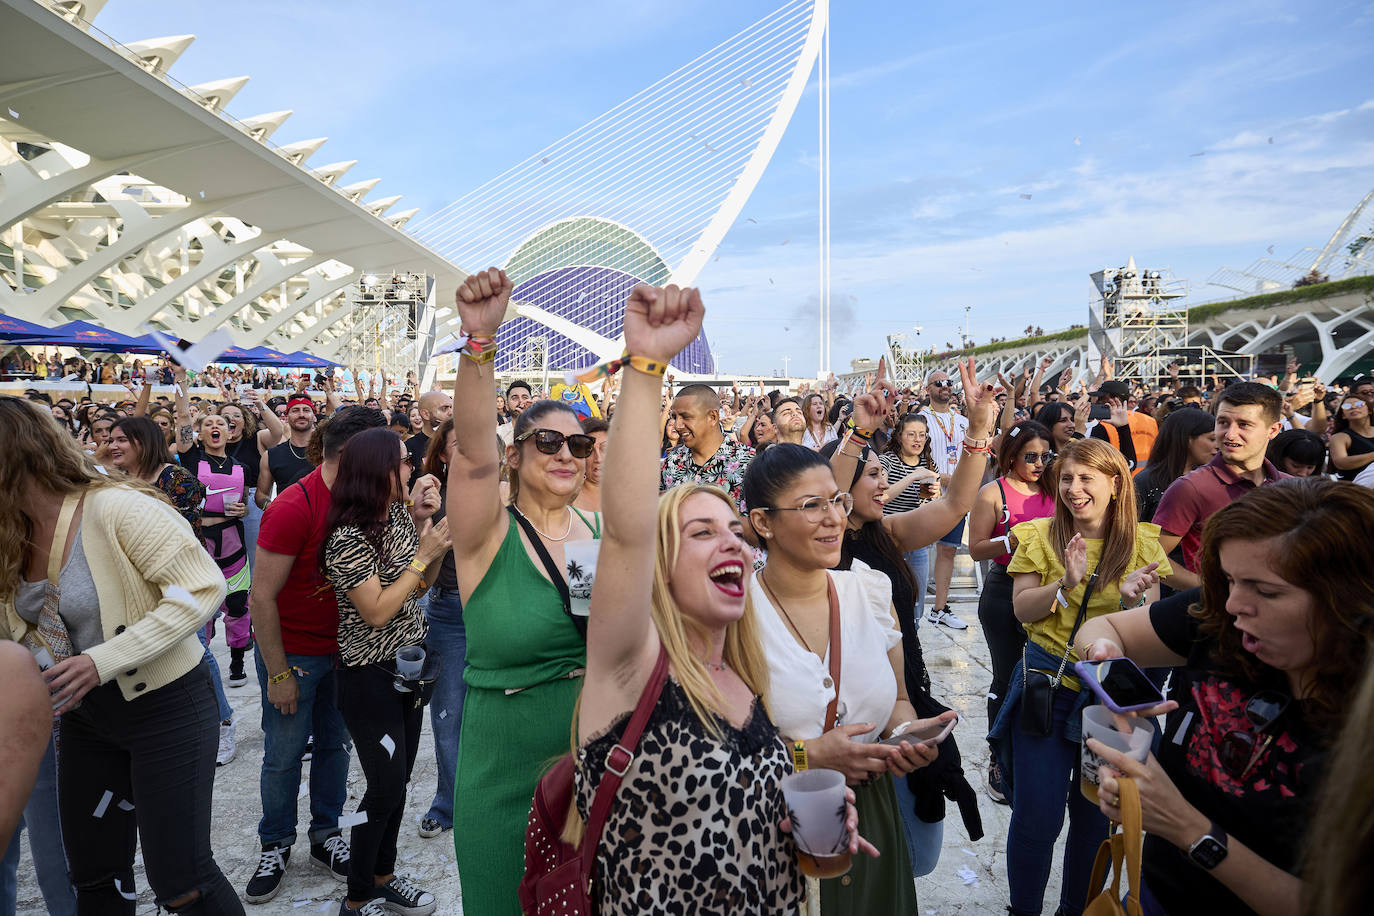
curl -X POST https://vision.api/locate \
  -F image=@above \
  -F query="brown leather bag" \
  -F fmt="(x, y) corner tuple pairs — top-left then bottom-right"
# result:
(1083, 776), (1144, 916)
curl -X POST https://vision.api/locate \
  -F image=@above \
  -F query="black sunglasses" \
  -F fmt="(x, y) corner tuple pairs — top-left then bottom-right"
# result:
(1022, 451), (1055, 465)
(515, 428), (596, 459)
(931, 379), (955, 388)
(1218, 690), (1289, 781)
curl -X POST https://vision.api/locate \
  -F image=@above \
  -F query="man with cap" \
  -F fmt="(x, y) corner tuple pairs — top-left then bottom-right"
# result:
(256, 395), (318, 508)
(1088, 378), (1157, 475)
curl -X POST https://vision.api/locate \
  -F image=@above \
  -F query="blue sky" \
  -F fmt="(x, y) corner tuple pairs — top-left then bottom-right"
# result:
(95, 0), (1374, 376)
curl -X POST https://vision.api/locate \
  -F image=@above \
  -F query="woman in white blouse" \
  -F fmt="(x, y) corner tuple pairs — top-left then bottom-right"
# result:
(744, 442), (954, 916)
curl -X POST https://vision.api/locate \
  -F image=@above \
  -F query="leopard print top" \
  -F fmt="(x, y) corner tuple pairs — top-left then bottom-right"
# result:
(576, 678), (805, 915)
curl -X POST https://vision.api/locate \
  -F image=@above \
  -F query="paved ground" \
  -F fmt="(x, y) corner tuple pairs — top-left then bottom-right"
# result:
(14, 579), (1068, 915)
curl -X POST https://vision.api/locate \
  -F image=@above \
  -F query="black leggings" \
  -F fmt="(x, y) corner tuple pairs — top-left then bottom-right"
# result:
(336, 663), (424, 903)
(977, 564), (1026, 725)
(57, 661), (242, 915)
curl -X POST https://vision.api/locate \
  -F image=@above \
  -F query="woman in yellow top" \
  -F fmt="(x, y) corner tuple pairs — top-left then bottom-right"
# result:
(989, 438), (1171, 916)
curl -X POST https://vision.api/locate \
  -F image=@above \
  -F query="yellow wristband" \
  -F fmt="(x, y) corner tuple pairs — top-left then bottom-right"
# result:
(624, 355), (667, 378)
(267, 669), (292, 685)
(408, 558), (428, 576)
(791, 741), (809, 771)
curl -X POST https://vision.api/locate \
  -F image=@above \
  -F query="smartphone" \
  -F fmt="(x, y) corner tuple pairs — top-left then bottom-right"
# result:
(1073, 657), (1164, 713)
(1088, 403), (1112, 421)
(880, 716), (959, 747)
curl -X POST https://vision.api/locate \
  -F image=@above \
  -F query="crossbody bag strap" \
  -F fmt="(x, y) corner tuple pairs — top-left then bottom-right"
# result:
(580, 645), (670, 882)
(48, 492), (83, 585)
(1053, 571), (1099, 682)
(824, 573), (842, 731)
(506, 505), (581, 629)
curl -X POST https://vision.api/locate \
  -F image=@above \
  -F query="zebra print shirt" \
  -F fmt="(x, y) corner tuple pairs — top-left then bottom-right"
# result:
(324, 502), (428, 667)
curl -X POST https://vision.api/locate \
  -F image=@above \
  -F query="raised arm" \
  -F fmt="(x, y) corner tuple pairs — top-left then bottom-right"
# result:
(885, 357), (999, 552)
(172, 365), (194, 454)
(587, 284), (703, 682)
(253, 387), (286, 448)
(447, 268), (515, 590)
(133, 372), (153, 417)
(828, 380), (896, 492)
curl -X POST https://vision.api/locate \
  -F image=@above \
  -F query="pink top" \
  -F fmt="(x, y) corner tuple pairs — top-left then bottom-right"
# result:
(992, 478), (1054, 566)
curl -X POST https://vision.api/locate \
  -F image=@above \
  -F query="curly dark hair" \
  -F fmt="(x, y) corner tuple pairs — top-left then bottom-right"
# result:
(1194, 477), (1374, 736)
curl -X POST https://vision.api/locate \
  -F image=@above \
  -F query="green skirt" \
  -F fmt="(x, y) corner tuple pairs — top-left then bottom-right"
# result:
(819, 774), (916, 916)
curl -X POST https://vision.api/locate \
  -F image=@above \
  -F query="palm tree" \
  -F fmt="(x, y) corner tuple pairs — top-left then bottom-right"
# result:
(567, 560), (585, 584)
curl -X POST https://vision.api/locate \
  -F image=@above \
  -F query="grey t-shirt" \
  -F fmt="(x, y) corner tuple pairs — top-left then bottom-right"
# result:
(15, 530), (104, 655)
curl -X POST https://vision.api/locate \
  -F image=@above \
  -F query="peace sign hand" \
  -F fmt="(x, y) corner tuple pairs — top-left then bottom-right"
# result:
(455, 267), (514, 337)
(956, 356), (1000, 438)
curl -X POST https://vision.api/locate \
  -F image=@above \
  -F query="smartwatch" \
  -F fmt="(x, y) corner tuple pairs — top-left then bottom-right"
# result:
(1188, 821), (1228, 870)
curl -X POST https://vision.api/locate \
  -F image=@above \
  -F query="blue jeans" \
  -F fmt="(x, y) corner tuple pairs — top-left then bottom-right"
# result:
(243, 488), (262, 573)
(904, 546), (930, 628)
(422, 586), (467, 828)
(198, 624), (233, 722)
(254, 649), (352, 847)
(1006, 685), (1108, 916)
(0, 736), (76, 915)
(891, 771), (944, 879)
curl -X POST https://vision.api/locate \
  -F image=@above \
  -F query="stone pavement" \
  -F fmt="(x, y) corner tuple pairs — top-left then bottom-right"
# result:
(14, 587), (1070, 915)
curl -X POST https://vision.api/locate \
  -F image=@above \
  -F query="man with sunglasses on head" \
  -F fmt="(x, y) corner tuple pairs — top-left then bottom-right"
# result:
(661, 383), (756, 514)
(921, 369), (972, 630)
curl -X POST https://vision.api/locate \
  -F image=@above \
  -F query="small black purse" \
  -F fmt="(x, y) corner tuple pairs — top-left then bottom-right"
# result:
(1019, 572), (1097, 738)
(393, 649), (443, 709)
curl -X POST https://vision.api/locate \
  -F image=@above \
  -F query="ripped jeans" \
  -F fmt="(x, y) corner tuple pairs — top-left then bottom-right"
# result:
(56, 662), (243, 915)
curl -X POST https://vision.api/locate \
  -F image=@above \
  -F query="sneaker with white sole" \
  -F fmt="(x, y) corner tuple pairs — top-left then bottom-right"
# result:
(928, 606), (969, 629)
(986, 760), (1009, 806)
(244, 844), (290, 903)
(417, 817), (445, 839)
(216, 719), (236, 766)
(337, 900), (389, 916)
(311, 833), (351, 883)
(372, 875), (436, 916)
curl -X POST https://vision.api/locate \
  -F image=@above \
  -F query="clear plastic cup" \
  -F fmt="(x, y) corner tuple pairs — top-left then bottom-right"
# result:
(395, 645), (425, 680)
(780, 768), (852, 878)
(563, 540), (601, 617)
(1080, 705), (1153, 804)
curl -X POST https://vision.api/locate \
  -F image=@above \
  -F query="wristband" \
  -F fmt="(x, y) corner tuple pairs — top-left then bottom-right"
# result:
(845, 417), (874, 441)
(962, 435), (991, 450)
(267, 669), (292, 685)
(1055, 587), (1070, 608)
(460, 343), (497, 365)
(408, 558), (428, 576)
(623, 355), (668, 378)
(791, 741), (809, 772)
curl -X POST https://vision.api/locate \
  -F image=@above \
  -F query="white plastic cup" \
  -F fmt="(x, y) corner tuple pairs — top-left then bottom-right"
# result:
(563, 540), (601, 617)
(780, 767), (852, 879)
(221, 492), (243, 511)
(1080, 705), (1154, 804)
(395, 645), (425, 680)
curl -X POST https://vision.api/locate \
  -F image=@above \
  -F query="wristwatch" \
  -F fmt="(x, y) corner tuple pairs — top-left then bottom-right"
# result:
(1187, 821), (1228, 870)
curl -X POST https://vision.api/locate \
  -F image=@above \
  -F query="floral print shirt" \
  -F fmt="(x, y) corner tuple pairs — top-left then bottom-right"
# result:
(660, 438), (755, 514)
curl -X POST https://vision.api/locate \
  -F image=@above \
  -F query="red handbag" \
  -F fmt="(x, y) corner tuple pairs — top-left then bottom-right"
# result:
(519, 646), (669, 915)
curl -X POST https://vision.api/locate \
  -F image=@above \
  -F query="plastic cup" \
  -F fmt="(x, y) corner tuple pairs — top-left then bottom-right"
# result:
(563, 540), (601, 617)
(221, 492), (242, 511)
(395, 645), (425, 680)
(1080, 705), (1154, 804)
(780, 768), (852, 879)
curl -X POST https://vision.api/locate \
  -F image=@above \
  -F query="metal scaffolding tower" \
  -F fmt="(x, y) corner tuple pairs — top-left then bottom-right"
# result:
(339, 272), (434, 384)
(885, 332), (926, 390)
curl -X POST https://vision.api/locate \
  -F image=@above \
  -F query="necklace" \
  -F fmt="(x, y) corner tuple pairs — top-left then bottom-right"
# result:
(287, 441), (307, 460)
(761, 570), (822, 658)
(704, 659), (729, 672)
(520, 505), (574, 541)
(205, 452), (230, 472)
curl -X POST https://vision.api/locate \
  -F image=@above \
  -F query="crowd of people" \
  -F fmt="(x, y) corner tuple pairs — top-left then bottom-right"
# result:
(1, 276), (1372, 916)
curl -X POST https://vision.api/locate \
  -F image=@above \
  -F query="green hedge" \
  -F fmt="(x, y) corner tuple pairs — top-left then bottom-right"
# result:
(923, 275), (1374, 360)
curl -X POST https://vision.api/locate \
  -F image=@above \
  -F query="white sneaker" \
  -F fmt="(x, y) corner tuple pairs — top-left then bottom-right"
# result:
(216, 719), (236, 766)
(929, 606), (969, 630)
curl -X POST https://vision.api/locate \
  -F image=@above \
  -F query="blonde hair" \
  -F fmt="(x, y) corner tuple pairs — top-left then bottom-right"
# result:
(562, 484), (771, 844)
(0, 397), (167, 603)
(1049, 437), (1138, 585)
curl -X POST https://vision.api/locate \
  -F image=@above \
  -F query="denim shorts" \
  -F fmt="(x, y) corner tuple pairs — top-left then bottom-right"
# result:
(938, 515), (967, 547)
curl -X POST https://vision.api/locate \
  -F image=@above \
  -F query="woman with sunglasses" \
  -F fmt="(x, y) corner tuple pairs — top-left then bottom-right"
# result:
(818, 362), (998, 891)
(446, 268), (600, 916)
(321, 427), (450, 915)
(1327, 394), (1374, 481)
(967, 420), (1056, 801)
(1074, 478), (1373, 916)
(989, 437), (1171, 916)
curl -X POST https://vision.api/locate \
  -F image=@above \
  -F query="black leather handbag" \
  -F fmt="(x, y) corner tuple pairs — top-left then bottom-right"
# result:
(1019, 572), (1097, 737)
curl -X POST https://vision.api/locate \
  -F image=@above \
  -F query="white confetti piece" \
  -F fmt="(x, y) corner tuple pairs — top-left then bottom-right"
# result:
(115, 877), (137, 900)
(117, 799), (135, 812)
(961, 847), (976, 857)
(957, 864), (980, 887)
(402, 852), (419, 862)
(293, 901), (314, 908)
(380, 734), (396, 758)
(338, 811), (368, 829)
(93, 790), (113, 818)
(438, 709), (448, 720)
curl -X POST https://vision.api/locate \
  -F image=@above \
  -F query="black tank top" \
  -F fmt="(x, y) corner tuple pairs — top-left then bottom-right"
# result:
(267, 440), (314, 492)
(1335, 429), (1374, 481)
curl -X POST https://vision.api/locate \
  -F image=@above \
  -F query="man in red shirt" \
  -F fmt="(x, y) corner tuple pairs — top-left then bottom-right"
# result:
(243, 407), (387, 903)
(1153, 383), (1288, 588)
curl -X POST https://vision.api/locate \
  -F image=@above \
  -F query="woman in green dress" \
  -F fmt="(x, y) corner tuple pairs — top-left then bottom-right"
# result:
(446, 268), (600, 915)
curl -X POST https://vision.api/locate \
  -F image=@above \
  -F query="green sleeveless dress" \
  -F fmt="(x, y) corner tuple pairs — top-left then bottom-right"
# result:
(453, 517), (588, 916)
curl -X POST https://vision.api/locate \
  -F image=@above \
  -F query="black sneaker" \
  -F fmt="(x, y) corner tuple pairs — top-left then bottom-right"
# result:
(337, 900), (389, 916)
(228, 649), (248, 687)
(418, 817), (445, 839)
(302, 736), (314, 762)
(986, 760), (1010, 806)
(311, 833), (350, 883)
(372, 875), (436, 916)
(244, 843), (290, 903)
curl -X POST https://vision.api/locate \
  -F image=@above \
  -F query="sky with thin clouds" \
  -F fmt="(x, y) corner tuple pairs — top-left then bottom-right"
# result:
(93, 0), (1374, 377)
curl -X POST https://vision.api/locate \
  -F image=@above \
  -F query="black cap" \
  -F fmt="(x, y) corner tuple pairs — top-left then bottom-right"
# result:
(1090, 380), (1130, 400)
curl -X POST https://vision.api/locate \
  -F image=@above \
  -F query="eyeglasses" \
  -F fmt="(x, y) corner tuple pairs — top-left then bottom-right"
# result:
(515, 428), (596, 458)
(764, 492), (854, 523)
(400, 455), (413, 467)
(1218, 690), (1289, 781)
(930, 379), (955, 388)
(1021, 451), (1054, 465)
